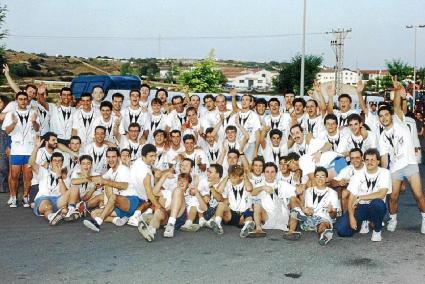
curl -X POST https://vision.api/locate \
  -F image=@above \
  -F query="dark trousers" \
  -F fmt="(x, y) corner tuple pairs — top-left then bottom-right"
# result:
(335, 199), (386, 237)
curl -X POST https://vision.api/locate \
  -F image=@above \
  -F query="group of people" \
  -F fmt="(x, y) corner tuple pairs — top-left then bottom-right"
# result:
(0, 62), (424, 245)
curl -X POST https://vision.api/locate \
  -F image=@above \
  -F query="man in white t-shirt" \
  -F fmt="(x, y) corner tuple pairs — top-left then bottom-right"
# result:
(92, 101), (117, 144)
(48, 87), (75, 144)
(84, 126), (109, 175)
(119, 89), (149, 137)
(71, 93), (99, 148)
(335, 148), (391, 242)
(2, 91), (40, 208)
(207, 165), (255, 237)
(30, 138), (79, 225)
(284, 167), (340, 245)
(330, 148), (365, 212)
(83, 147), (143, 232)
(378, 78), (425, 234)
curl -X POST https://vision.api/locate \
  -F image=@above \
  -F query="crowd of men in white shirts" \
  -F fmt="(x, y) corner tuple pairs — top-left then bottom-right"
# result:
(1, 62), (424, 245)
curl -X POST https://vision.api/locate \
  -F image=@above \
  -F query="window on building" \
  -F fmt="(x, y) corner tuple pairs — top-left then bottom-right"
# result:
(239, 80), (245, 83)
(258, 80), (263, 83)
(262, 74), (266, 78)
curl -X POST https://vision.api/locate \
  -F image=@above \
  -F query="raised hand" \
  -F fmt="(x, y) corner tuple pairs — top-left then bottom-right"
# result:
(313, 80), (321, 93)
(326, 83), (335, 97)
(356, 80), (364, 94)
(2, 63), (9, 74)
(230, 88), (237, 97)
(35, 136), (44, 148)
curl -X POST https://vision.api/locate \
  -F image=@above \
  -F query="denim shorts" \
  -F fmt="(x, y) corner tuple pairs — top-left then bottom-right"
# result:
(33, 195), (60, 216)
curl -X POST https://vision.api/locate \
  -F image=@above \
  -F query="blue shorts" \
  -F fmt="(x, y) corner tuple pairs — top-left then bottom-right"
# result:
(33, 196), (60, 216)
(203, 206), (217, 221)
(331, 157), (348, 174)
(175, 210), (187, 230)
(10, 155), (30, 166)
(113, 196), (143, 218)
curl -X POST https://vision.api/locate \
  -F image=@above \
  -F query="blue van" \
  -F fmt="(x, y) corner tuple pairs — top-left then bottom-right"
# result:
(70, 75), (141, 100)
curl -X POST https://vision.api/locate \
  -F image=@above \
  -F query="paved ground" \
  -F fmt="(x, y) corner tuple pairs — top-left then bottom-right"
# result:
(1, 166), (425, 283)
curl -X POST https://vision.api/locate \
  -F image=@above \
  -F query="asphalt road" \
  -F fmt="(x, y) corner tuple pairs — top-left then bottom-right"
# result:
(1, 166), (425, 283)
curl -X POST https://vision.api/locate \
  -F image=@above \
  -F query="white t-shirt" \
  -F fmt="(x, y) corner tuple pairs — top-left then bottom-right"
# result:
(237, 110), (261, 143)
(347, 167), (392, 204)
(334, 164), (365, 181)
(304, 187), (340, 223)
(222, 181), (252, 212)
(379, 115), (417, 172)
(92, 116), (117, 144)
(130, 159), (154, 200)
(37, 103), (50, 136)
(119, 136), (142, 163)
(31, 147), (55, 186)
(264, 113), (292, 143)
(72, 108), (99, 148)
(317, 131), (346, 152)
(119, 106), (149, 134)
(334, 109), (358, 129)
(165, 109), (186, 131)
(84, 143), (108, 175)
(70, 169), (99, 198)
(49, 104), (75, 141)
(180, 149), (208, 174)
(35, 167), (70, 199)
(2, 108), (39, 155)
(102, 164), (137, 197)
(337, 131), (376, 155)
(263, 141), (288, 166)
(302, 115), (325, 138)
(146, 113), (167, 143)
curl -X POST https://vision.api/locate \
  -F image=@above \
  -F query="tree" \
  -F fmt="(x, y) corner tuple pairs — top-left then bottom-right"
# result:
(273, 54), (323, 95)
(120, 62), (139, 76)
(380, 75), (393, 90)
(140, 61), (159, 80)
(364, 79), (376, 92)
(178, 57), (226, 92)
(0, 4), (7, 85)
(385, 59), (413, 80)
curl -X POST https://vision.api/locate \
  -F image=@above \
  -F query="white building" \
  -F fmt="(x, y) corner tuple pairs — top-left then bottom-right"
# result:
(317, 68), (360, 85)
(226, 69), (277, 91)
(360, 70), (389, 81)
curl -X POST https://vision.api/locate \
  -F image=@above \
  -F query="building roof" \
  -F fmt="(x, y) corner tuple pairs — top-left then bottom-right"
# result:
(359, 69), (389, 75)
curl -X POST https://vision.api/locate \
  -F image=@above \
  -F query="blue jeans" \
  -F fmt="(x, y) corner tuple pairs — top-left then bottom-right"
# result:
(335, 199), (386, 237)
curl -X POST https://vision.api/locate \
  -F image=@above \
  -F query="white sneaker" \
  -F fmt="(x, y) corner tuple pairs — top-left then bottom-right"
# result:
(387, 219), (397, 232)
(64, 207), (80, 222)
(164, 224), (175, 238)
(22, 196), (30, 208)
(112, 216), (129, 227)
(199, 218), (206, 228)
(371, 230), (382, 242)
(181, 223), (200, 232)
(319, 229), (333, 246)
(421, 218), (425, 235)
(204, 219), (213, 229)
(138, 220), (155, 242)
(8, 197), (17, 208)
(240, 220), (255, 238)
(359, 221), (370, 234)
(127, 214), (141, 227)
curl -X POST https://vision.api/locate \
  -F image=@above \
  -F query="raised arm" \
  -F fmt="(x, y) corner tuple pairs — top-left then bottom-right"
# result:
(326, 83), (336, 114)
(230, 88), (240, 113)
(313, 81), (327, 115)
(391, 76), (405, 120)
(356, 80), (368, 116)
(28, 137), (44, 174)
(3, 64), (20, 93)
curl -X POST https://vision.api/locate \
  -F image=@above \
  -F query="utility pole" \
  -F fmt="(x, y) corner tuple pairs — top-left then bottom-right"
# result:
(406, 24), (425, 110)
(300, 0), (307, 97)
(328, 28), (351, 96)
(158, 34), (162, 59)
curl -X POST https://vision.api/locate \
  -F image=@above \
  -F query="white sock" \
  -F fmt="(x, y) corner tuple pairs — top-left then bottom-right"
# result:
(199, 217), (206, 224)
(389, 214), (397, 221)
(95, 217), (103, 225)
(421, 212), (425, 219)
(168, 217), (176, 225)
(112, 217), (119, 223)
(149, 226), (156, 234)
(133, 210), (141, 217)
(215, 216), (222, 225)
(184, 220), (193, 226)
(47, 213), (54, 221)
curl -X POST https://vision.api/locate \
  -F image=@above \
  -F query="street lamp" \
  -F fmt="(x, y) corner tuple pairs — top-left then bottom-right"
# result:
(406, 24), (425, 110)
(300, 0), (306, 97)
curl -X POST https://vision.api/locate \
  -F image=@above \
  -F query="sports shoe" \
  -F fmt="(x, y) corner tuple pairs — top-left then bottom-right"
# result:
(210, 221), (224, 235)
(138, 220), (155, 242)
(83, 219), (100, 232)
(204, 219), (213, 229)
(127, 214), (140, 227)
(64, 207), (80, 222)
(282, 231), (301, 241)
(371, 230), (382, 242)
(22, 196), (30, 208)
(112, 216), (129, 227)
(76, 201), (88, 217)
(290, 208), (307, 222)
(198, 218), (206, 228)
(141, 210), (153, 223)
(49, 208), (65, 226)
(387, 218), (397, 232)
(359, 221), (370, 234)
(421, 217), (425, 235)
(181, 223), (200, 232)
(318, 229), (333, 246)
(240, 220), (255, 238)
(8, 196), (17, 208)
(163, 224), (175, 238)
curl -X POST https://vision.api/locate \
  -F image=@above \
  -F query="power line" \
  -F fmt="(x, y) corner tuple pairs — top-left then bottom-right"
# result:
(8, 32), (327, 41)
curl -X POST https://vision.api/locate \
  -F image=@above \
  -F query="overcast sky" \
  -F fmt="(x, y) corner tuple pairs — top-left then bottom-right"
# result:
(2, 0), (425, 69)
